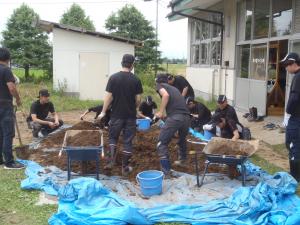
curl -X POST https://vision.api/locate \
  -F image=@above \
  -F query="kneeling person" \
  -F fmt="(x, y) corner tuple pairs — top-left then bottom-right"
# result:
(27, 89), (63, 137)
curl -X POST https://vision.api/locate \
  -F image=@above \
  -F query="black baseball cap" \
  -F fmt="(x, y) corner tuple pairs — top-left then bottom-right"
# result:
(167, 74), (174, 80)
(38, 89), (50, 98)
(146, 96), (153, 104)
(217, 95), (227, 104)
(155, 73), (168, 83)
(186, 97), (194, 105)
(121, 54), (135, 64)
(280, 52), (300, 65)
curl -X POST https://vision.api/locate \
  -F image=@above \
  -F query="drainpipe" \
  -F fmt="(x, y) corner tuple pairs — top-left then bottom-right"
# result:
(212, 68), (218, 101)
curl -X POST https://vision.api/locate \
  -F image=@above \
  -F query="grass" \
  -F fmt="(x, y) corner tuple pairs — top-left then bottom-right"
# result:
(272, 144), (288, 157)
(160, 63), (186, 76)
(0, 168), (56, 225)
(17, 82), (100, 113)
(196, 96), (218, 112)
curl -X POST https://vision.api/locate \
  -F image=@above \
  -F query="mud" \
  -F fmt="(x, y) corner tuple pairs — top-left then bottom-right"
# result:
(28, 121), (239, 181)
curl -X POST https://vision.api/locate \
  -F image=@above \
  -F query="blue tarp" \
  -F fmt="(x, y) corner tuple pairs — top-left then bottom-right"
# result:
(19, 159), (300, 225)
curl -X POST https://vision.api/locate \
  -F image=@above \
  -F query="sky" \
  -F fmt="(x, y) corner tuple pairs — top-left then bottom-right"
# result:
(0, 0), (187, 59)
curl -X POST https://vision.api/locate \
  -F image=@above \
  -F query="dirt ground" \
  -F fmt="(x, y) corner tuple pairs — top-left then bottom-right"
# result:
(14, 110), (289, 176)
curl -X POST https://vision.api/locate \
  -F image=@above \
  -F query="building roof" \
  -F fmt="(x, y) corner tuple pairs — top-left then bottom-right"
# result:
(37, 20), (143, 47)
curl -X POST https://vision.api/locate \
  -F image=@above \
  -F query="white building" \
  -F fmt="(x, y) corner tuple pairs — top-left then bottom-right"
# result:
(168, 0), (300, 116)
(38, 20), (142, 100)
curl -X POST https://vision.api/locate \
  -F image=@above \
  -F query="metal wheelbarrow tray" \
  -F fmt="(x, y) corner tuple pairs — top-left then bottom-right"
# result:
(194, 137), (259, 187)
(62, 130), (103, 180)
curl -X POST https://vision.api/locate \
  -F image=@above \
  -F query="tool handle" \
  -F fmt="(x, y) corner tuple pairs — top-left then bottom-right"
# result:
(14, 106), (23, 146)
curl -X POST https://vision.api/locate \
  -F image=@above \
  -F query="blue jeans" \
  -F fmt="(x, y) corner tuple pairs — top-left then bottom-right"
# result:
(0, 107), (15, 165)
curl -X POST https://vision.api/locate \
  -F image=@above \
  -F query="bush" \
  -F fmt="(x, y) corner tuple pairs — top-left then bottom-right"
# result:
(137, 65), (156, 88)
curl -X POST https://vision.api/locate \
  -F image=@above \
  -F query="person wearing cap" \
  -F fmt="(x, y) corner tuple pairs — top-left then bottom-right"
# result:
(96, 54), (143, 176)
(215, 95), (239, 124)
(155, 73), (190, 176)
(281, 52), (300, 182)
(80, 104), (111, 128)
(0, 47), (24, 169)
(186, 97), (211, 132)
(138, 96), (157, 120)
(27, 89), (63, 138)
(167, 74), (195, 99)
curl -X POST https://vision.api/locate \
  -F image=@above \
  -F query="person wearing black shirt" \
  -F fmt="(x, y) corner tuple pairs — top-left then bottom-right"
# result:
(0, 47), (24, 169)
(215, 95), (239, 124)
(167, 74), (195, 99)
(186, 97), (211, 132)
(27, 89), (63, 138)
(80, 105), (111, 127)
(138, 96), (157, 120)
(97, 54), (143, 175)
(281, 52), (300, 182)
(155, 73), (190, 176)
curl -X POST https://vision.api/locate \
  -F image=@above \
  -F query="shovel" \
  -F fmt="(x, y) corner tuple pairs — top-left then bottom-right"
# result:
(14, 106), (30, 160)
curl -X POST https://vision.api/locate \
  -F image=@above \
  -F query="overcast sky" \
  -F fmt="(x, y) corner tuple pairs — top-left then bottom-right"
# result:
(0, 0), (187, 58)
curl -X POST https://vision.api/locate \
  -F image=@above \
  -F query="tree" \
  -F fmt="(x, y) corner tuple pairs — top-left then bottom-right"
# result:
(105, 4), (160, 74)
(60, 3), (95, 31)
(1, 4), (52, 80)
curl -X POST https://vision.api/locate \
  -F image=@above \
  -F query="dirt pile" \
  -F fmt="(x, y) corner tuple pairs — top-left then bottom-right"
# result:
(66, 131), (101, 147)
(28, 121), (241, 181)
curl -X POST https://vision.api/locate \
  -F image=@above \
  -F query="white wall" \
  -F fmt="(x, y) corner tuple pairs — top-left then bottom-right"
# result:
(52, 28), (134, 93)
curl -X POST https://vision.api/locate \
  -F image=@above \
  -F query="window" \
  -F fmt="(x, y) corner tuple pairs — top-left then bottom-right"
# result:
(254, 0), (270, 39)
(238, 0), (253, 41)
(238, 45), (250, 78)
(190, 16), (222, 66)
(271, 0), (292, 37)
(250, 44), (267, 80)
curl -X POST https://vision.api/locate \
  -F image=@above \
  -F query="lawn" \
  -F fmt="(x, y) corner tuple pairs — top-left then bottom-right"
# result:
(160, 63), (186, 76)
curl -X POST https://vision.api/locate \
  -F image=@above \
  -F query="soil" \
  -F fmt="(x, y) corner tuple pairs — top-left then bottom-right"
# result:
(66, 131), (101, 147)
(207, 145), (248, 156)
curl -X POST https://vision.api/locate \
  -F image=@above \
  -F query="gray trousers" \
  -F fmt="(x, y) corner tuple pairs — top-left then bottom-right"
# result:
(30, 118), (63, 137)
(157, 114), (190, 161)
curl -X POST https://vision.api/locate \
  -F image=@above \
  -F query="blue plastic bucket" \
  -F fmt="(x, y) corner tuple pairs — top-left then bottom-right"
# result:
(204, 130), (213, 141)
(137, 119), (151, 131)
(136, 170), (164, 197)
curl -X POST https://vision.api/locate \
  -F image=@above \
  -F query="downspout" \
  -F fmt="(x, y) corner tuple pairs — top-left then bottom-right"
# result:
(212, 68), (218, 100)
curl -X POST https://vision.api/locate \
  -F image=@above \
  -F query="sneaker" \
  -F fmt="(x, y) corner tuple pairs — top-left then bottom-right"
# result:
(122, 166), (133, 176)
(38, 131), (45, 138)
(4, 162), (25, 170)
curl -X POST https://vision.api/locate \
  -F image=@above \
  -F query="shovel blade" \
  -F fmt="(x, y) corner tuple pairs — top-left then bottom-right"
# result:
(15, 145), (30, 160)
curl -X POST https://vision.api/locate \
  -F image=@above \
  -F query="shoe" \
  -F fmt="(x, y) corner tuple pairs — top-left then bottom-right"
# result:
(4, 162), (25, 170)
(122, 166), (133, 176)
(173, 159), (187, 167)
(243, 113), (250, 118)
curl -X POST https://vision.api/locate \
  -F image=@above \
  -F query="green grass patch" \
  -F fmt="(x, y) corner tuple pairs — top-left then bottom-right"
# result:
(160, 63), (186, 75)
(196, 96), (218, 112)
(0, 168), (56, 225)
(272, 144), (288, 157)
(18, 82), (100, 113)
(250, 154), (285, 174)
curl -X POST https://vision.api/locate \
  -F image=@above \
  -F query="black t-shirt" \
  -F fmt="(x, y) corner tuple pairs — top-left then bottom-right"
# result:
(106, 71), (143, 119)
(139, 101), (157, 118)
(0, 64), (15, 107)
(215, 104), (239, 123)
(286, 70), (300, 117)
(173, 76), (195, 98)
(29, 100), (55, 121)
(220, 119), (243, 139)
(88, 105), (111, 120)
(156, 83), (190, 117)
(190, 102), (211, 124)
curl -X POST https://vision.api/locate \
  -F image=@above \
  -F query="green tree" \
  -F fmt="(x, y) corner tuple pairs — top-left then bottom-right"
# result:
(105, 4), (160, 74)
(60, 3), (95, 31)
(1, 4), (52, 80)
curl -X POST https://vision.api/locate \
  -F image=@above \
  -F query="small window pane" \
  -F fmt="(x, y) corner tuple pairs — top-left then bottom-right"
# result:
(195, 22), (201, 41)
(238, 0), (253, 41)
(250, 44), (267, 80)
(201, 22), (210, 40)
(254, 0), (270, 39)
(200, 43), (209, 64)
(211, 41), (221, 65)
(271, 0), (292, 37)
(212, 15), (222, 38)
(191, 45), (200, 65)
(238, 45), (250, 78)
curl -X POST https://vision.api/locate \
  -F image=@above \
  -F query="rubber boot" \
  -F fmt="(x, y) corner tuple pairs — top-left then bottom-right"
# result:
(104, 144), (116, 169)
(160, 159), (171, 176)
(247, 107), (255, 122)
(252, 107), (258, 120)
(122, 154), (132, 176)
(290, 159), (300, 182)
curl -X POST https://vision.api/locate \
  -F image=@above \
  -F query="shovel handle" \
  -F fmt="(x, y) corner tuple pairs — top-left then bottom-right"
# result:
(14, 106), (23, 147)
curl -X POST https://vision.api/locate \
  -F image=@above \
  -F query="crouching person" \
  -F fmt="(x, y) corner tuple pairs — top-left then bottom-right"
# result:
(155, 73), (190, 177)
(27, 89), (63, 138)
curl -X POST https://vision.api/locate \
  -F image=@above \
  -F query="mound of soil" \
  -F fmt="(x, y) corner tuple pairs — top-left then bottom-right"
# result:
(66, 131), (101, 147)
(28, 121), (239, 181)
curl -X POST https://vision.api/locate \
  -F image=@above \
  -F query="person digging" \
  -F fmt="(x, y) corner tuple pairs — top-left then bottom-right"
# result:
(155, 73), (190, 177)
(27, 89), (63, 138)
(96, 54), (143, 176)
(80, 104), (111, 128)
